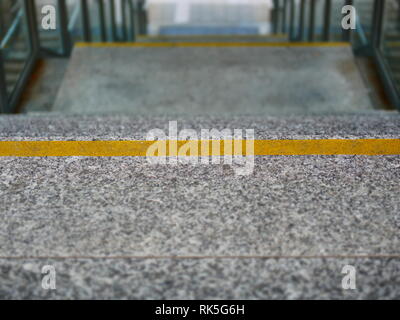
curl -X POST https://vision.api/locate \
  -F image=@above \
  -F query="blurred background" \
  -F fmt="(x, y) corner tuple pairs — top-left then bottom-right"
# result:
(0, 0), (399, 114)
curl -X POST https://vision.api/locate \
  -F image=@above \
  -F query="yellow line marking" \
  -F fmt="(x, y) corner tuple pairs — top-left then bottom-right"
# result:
(137, 34), (288, 40)
(75, 42), (350, 48)
(386, 41), (400, 47)
(0, 139), (399, 157)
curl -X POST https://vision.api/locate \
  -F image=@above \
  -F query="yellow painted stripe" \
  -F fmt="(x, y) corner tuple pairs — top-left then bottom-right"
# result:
(386, 42), (400, 47)
(137, 34), (288, 40)
(255, 139), (400, 155)
(75, 42), (350, 48)
(0, 139), (399, 157)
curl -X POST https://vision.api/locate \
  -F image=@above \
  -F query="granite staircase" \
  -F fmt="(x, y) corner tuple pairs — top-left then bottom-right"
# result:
(0, 1), (400, 300)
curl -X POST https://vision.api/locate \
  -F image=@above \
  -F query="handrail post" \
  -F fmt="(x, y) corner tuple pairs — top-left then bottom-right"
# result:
(129, 0), (136, 42)
(289, 0), (296, 41)
(298, 0), (305, 41)
(0, 50), (8, 114)
(272, 0), (279, 34)
(110, 0), (118, 41)
(23, 0), (40, 54)
(323, 0), (332, 41)
(121, 0), (128, 41)
(97, 0), (107, 42)
(138, 0), (147, 35)
(371, 0), (386, 50)
(281, 0), (288, 34)
(80, 0), (91, 42)
(308, 0), (316, 42)
(58, 0), (72, 56)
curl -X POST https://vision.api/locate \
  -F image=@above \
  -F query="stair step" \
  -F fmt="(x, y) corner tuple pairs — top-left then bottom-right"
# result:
(137, 34), (288, 43)
(39, 33), (60, 42)
(6, 72), (20, 84)
(384, 34), (400, 40)
(53, 43), (372, 115)
(0, 113), (399, 300)
(4, 51), (29, 60)
(387, 62), (400, 70)
(6, 84), (15, 94)
(11, 41), (29, 51)
(4, 60), (25, 73)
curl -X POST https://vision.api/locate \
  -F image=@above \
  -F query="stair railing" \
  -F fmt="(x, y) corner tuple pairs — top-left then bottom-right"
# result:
(273, 0), (400, 111)
(77, 0), (141, 44)
(0, 0), (142, 114)
(0, 9), (24, 50)
(370, 0), (400, 110)
(0, 8), (24, 113)
(0, 0), (40, 114)
(275, 0), (354, 42)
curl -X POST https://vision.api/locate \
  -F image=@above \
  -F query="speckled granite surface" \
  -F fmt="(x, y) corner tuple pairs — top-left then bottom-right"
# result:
(21, 59), (69, 113)
(0, 113), (399, 299)
(1, 258), (400, 299)
(1, 155), (400, 257)
(1, 112), (399, 140)
(52, 45), (373, 115)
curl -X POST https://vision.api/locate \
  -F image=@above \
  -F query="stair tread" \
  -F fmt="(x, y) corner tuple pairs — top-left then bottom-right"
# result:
(2, 112), (399, 138)
(53, 44), (373, 115)
(0, 114), (399, 301)
(137, 34), (288, 43)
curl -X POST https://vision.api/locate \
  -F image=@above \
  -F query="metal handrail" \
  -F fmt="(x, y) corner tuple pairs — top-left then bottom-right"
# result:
(0, 0), (40, 114)
(355, 14), (368, 47)
(371, 0), (400, 110)
(0, 9), (23, 50)
(68, 1), (81, 32)
(0, 0), (142, 113)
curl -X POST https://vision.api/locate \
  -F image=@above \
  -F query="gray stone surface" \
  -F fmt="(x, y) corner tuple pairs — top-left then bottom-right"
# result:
(355, 57), (395, 111)
(53, 45), (373, 115)
(21, 59), (69, 113)
(1, 155), (400, 257)
(137, 35), (289, 43)
(1, 258), (400, 299)
(1, 114), (399, 299)
(1, 112), (399, 140)
(1, 114), (399, 257)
